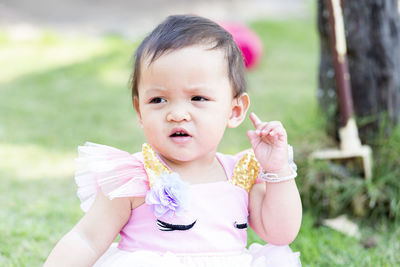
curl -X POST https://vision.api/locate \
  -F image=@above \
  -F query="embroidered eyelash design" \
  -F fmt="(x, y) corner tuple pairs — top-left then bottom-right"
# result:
(234, 221), (248, 229)
(156, 219), (197, 231)
(234, 215), (249, 229)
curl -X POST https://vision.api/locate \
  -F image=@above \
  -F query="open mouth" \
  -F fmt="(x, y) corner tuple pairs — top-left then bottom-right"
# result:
(169, 129), (191, 138)
(169, 129), (192, 144)
(170, 131), (190, 137)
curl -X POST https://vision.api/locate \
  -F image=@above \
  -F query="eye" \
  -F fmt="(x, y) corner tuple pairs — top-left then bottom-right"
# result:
(156, 219), (197, 231)
(149, 97), (166, 104)
(234, 215), (249, 229)
(191, 96), (209, 101)
(234, 221), (248, 229)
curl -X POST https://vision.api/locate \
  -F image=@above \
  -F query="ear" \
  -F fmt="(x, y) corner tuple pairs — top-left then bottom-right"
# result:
(133, 97), (143, 127)
(227, 93), (250, 128)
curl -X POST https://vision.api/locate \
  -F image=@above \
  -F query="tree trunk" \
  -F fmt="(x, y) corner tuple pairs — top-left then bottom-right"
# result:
(317, 0), (400, 143)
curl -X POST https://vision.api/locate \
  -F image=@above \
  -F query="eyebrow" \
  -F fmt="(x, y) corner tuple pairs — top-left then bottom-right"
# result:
(185, 85), (214, 95)
(143, 87), (167, 95)
(144, 85), (214, 96)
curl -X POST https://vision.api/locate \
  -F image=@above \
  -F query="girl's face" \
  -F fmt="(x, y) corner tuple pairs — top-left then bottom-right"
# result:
(134, 45), (249, 165)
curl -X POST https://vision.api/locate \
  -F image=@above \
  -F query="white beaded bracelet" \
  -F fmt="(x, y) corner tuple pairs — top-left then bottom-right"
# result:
(258, 169), (297, 183)
(258, 144), (298, 183)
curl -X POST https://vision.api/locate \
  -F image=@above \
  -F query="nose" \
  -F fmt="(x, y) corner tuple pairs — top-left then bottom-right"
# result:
(166, 106), (191, 122)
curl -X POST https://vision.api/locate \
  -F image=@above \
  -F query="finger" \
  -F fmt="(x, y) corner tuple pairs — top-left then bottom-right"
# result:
(255, 122), (269, 135)
(247, 130), (261, 147)
(249, 112), (263, 129)
(270, 126), (287, 140)
(264, 127), (287, 144)
(259, 121), (283, 136)
(247, 130), (257, 141)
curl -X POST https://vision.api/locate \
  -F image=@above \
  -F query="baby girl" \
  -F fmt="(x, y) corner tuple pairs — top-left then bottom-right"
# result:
(45, 14), (302, 267)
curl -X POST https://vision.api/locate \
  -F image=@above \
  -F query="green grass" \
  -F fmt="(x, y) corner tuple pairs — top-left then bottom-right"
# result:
(1, 18), (399, 266)
(248, 213), (400, 267)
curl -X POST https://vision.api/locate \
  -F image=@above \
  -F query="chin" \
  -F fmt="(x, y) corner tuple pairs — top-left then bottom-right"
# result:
(166, 152), (196, 163)
(152, 145), (192, 162)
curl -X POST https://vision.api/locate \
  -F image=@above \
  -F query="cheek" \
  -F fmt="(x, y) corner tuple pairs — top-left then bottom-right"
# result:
(142, 118), (160, 131)
(141, 108), (163, 122)
(215, 103), (234, 122)
(140, 114), (155, 132)
(144, 111), (165, 125)
(142, 124), (162, 144)
(198, 111), (230, 135)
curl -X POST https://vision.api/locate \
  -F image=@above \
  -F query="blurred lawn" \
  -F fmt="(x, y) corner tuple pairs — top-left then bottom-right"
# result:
(1, 18), (399, 266)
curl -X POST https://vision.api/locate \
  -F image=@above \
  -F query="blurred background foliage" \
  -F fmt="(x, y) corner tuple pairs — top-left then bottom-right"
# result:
(301, 126), (400, 221)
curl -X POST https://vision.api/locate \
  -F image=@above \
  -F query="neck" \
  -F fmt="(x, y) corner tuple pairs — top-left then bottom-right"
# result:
(159, 149), (223, 183)
(161, 150), (216, 172)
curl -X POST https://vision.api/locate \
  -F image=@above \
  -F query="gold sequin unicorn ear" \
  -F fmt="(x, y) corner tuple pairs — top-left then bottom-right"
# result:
(142, 143), (171, 187)
(229, 150), (260, 192)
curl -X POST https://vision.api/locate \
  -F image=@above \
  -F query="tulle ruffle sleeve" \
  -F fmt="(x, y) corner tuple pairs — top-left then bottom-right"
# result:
(75, 142), (149, 212)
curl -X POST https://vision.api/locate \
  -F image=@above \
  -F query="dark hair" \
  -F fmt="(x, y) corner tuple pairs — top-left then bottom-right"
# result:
(131, 14), (246, 98)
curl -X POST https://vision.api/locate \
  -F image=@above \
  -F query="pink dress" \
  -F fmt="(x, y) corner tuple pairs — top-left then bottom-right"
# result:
(75, 142), (301, 267)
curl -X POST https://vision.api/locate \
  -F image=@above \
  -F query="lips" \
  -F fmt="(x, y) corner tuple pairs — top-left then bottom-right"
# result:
(169, 128), (192, 144)
(169, 128), (190, 137)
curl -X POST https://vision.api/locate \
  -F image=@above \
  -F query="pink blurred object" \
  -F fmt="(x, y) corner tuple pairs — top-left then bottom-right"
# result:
(220, 22), (263, 70)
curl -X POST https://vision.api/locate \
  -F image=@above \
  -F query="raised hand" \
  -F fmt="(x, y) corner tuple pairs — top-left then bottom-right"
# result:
(246, 112), (290, 174)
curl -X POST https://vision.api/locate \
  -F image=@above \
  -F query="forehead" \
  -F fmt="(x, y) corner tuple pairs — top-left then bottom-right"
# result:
(138, 46), (232, 94)
(142, 45), (227, 72)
